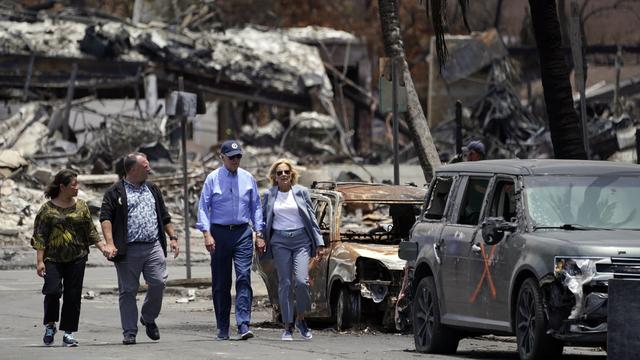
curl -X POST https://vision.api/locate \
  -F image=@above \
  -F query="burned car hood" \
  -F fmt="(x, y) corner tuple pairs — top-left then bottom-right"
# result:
(530, 229), (640, 253)
(339, 243), (406, 270)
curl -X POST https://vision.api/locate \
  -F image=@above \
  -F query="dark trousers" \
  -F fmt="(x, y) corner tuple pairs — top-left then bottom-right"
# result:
(210, 224), (253, 335)
(42, 256), (87, 332)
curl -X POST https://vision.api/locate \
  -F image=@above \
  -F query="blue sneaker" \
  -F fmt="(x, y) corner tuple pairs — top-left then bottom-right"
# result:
(238, 323), (254, 340)
(43, 324), (56, 346)
(281, 325), (293, 341)
(295, 320), (312, 340)
(62, 332), (78, 347)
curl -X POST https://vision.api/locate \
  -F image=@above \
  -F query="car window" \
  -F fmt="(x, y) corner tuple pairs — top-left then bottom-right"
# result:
(312, 198), (332, 231)
(424, 177), (453, 220)
(457, 177), (490, 225)
(488, 180), (516, 222)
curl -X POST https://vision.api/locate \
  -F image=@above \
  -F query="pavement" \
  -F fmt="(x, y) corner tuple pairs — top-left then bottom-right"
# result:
(0, 264), (608, 360)
(0, 262), (268, 297)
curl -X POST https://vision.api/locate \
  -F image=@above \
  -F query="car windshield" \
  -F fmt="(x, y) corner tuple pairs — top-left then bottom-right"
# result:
(524, 175), (640, 230)
(340, 202), (420, 243)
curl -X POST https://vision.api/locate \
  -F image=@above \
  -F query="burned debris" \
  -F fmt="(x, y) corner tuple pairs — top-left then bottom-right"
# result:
(0, 4), (379, 270)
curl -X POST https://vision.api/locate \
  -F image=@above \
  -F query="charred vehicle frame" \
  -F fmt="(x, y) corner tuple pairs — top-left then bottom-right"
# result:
(255, 181), (426, 330)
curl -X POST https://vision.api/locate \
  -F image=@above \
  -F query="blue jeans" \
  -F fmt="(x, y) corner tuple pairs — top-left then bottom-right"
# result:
(271, 228), (312, 324)
(210, 224), (253, 335)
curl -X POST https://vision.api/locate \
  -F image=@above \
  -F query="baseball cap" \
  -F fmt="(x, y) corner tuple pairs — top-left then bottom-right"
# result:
(220, 140), (243, 157)
(466, 140), (485, 155)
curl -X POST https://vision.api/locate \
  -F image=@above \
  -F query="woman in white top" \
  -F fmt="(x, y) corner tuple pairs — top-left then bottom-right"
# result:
(257, 159), (324, 341)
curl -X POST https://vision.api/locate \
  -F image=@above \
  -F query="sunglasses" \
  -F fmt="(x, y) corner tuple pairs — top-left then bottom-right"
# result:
(276, 169), (291, 176)
(226, 154), (242, 160)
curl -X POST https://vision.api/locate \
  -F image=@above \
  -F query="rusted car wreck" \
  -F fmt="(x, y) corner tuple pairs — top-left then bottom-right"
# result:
(255, 182), (426, 330)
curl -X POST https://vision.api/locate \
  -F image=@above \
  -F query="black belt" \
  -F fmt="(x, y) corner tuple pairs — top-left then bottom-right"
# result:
(212, 223), (248, 230)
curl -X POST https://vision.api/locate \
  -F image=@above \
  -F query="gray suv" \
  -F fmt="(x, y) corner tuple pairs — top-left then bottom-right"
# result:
(398, 159), (640, 360)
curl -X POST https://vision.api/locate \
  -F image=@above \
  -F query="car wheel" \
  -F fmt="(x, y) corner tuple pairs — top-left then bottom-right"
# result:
(515, 278), (563, 360)
(412, 276), (459, 354)
(335, 286), (360, 331)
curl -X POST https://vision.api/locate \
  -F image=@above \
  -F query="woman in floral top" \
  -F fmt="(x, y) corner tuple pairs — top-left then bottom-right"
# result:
(32, 169), (107, 347)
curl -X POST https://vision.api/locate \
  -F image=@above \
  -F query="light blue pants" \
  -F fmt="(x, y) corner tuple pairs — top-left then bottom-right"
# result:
(271, 228), (312, 324)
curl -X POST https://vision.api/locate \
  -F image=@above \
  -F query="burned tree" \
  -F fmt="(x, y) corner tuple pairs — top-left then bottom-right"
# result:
(378, 0), (442, 181)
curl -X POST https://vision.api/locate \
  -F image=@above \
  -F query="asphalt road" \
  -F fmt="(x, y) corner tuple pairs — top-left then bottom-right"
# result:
(0, 265), (607, 360)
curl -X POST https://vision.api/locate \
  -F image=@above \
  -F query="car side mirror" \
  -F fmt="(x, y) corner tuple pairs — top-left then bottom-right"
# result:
(481, 217), (516, 245)
(398, 241), (418, 261)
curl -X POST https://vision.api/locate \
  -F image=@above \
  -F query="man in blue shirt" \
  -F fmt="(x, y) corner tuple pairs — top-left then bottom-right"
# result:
(196, 140), (264, 341)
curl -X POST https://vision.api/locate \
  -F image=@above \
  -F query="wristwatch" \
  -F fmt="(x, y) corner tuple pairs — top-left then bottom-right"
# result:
(169, 235), (178, 241)
(255, 232), (263, 238)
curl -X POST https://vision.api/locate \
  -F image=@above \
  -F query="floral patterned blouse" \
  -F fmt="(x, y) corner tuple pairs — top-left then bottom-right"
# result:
(31, 199), (100, 263)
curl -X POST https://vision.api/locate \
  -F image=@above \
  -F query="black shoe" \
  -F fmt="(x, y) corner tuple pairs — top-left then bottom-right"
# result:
(140, 317), (160, 341)
(43, 324), (56, 346)
(122, 335), (136, 345)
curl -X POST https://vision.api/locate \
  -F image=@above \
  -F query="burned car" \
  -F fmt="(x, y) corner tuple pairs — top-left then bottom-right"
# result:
(398, 159), (640, 359)
(255, 182), (426, 330)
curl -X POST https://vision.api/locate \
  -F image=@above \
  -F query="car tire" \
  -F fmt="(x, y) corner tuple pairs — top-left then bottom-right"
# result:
(412, 276), (459, 354)
(335, 286), (360, 331)
(515, 278), (563, 360)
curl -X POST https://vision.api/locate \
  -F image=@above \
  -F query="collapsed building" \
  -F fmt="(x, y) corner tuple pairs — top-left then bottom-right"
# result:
(0, 7), (376, 266)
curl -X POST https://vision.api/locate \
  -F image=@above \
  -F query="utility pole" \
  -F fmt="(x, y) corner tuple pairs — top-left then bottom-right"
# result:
(569, 0), (590, 159)
(614, 45), (623, 117)
(379, 57), (407, 185)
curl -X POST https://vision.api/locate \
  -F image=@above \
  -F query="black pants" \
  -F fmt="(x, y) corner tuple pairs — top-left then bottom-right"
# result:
(42, 257), (87, 332)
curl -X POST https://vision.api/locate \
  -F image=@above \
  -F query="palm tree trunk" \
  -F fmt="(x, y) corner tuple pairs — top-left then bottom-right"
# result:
(529, 0), (587, 159)
(378, 0), (441, 180)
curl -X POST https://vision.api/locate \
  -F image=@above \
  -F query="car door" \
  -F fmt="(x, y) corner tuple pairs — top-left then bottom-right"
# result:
(471, 176), (520, 329)
(306, 193), (334, 317)
(439, 175), (491, 324)
(412, 175), (457, 314)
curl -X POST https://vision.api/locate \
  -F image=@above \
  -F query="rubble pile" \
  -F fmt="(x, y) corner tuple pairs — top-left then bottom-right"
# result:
(588, 107), (640, 162)
(432, 61), (554, 161)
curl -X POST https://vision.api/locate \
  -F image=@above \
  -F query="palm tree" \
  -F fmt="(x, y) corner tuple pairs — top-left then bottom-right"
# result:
(378, 0), (442, 181)
(528, 0), (586, 159)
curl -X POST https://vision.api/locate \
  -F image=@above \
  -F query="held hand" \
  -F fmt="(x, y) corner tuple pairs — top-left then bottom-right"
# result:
(36, 261), (46, 278)
(204, 232), (216, 253)
(103, 243), (118, 259)
(255, 236), (266, 255)
(170, 239), (180, 258)
(315, 245), (327, 260)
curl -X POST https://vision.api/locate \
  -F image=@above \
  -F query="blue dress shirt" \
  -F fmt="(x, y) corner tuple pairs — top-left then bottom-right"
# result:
(196, 166), (264, 232)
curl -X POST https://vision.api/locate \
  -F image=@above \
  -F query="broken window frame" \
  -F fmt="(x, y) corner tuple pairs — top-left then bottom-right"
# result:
(453, 176), (491, 226)
(310, 193), (334, 237)
(486, 176), (518, 223)
(423, 176), (455, 221)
